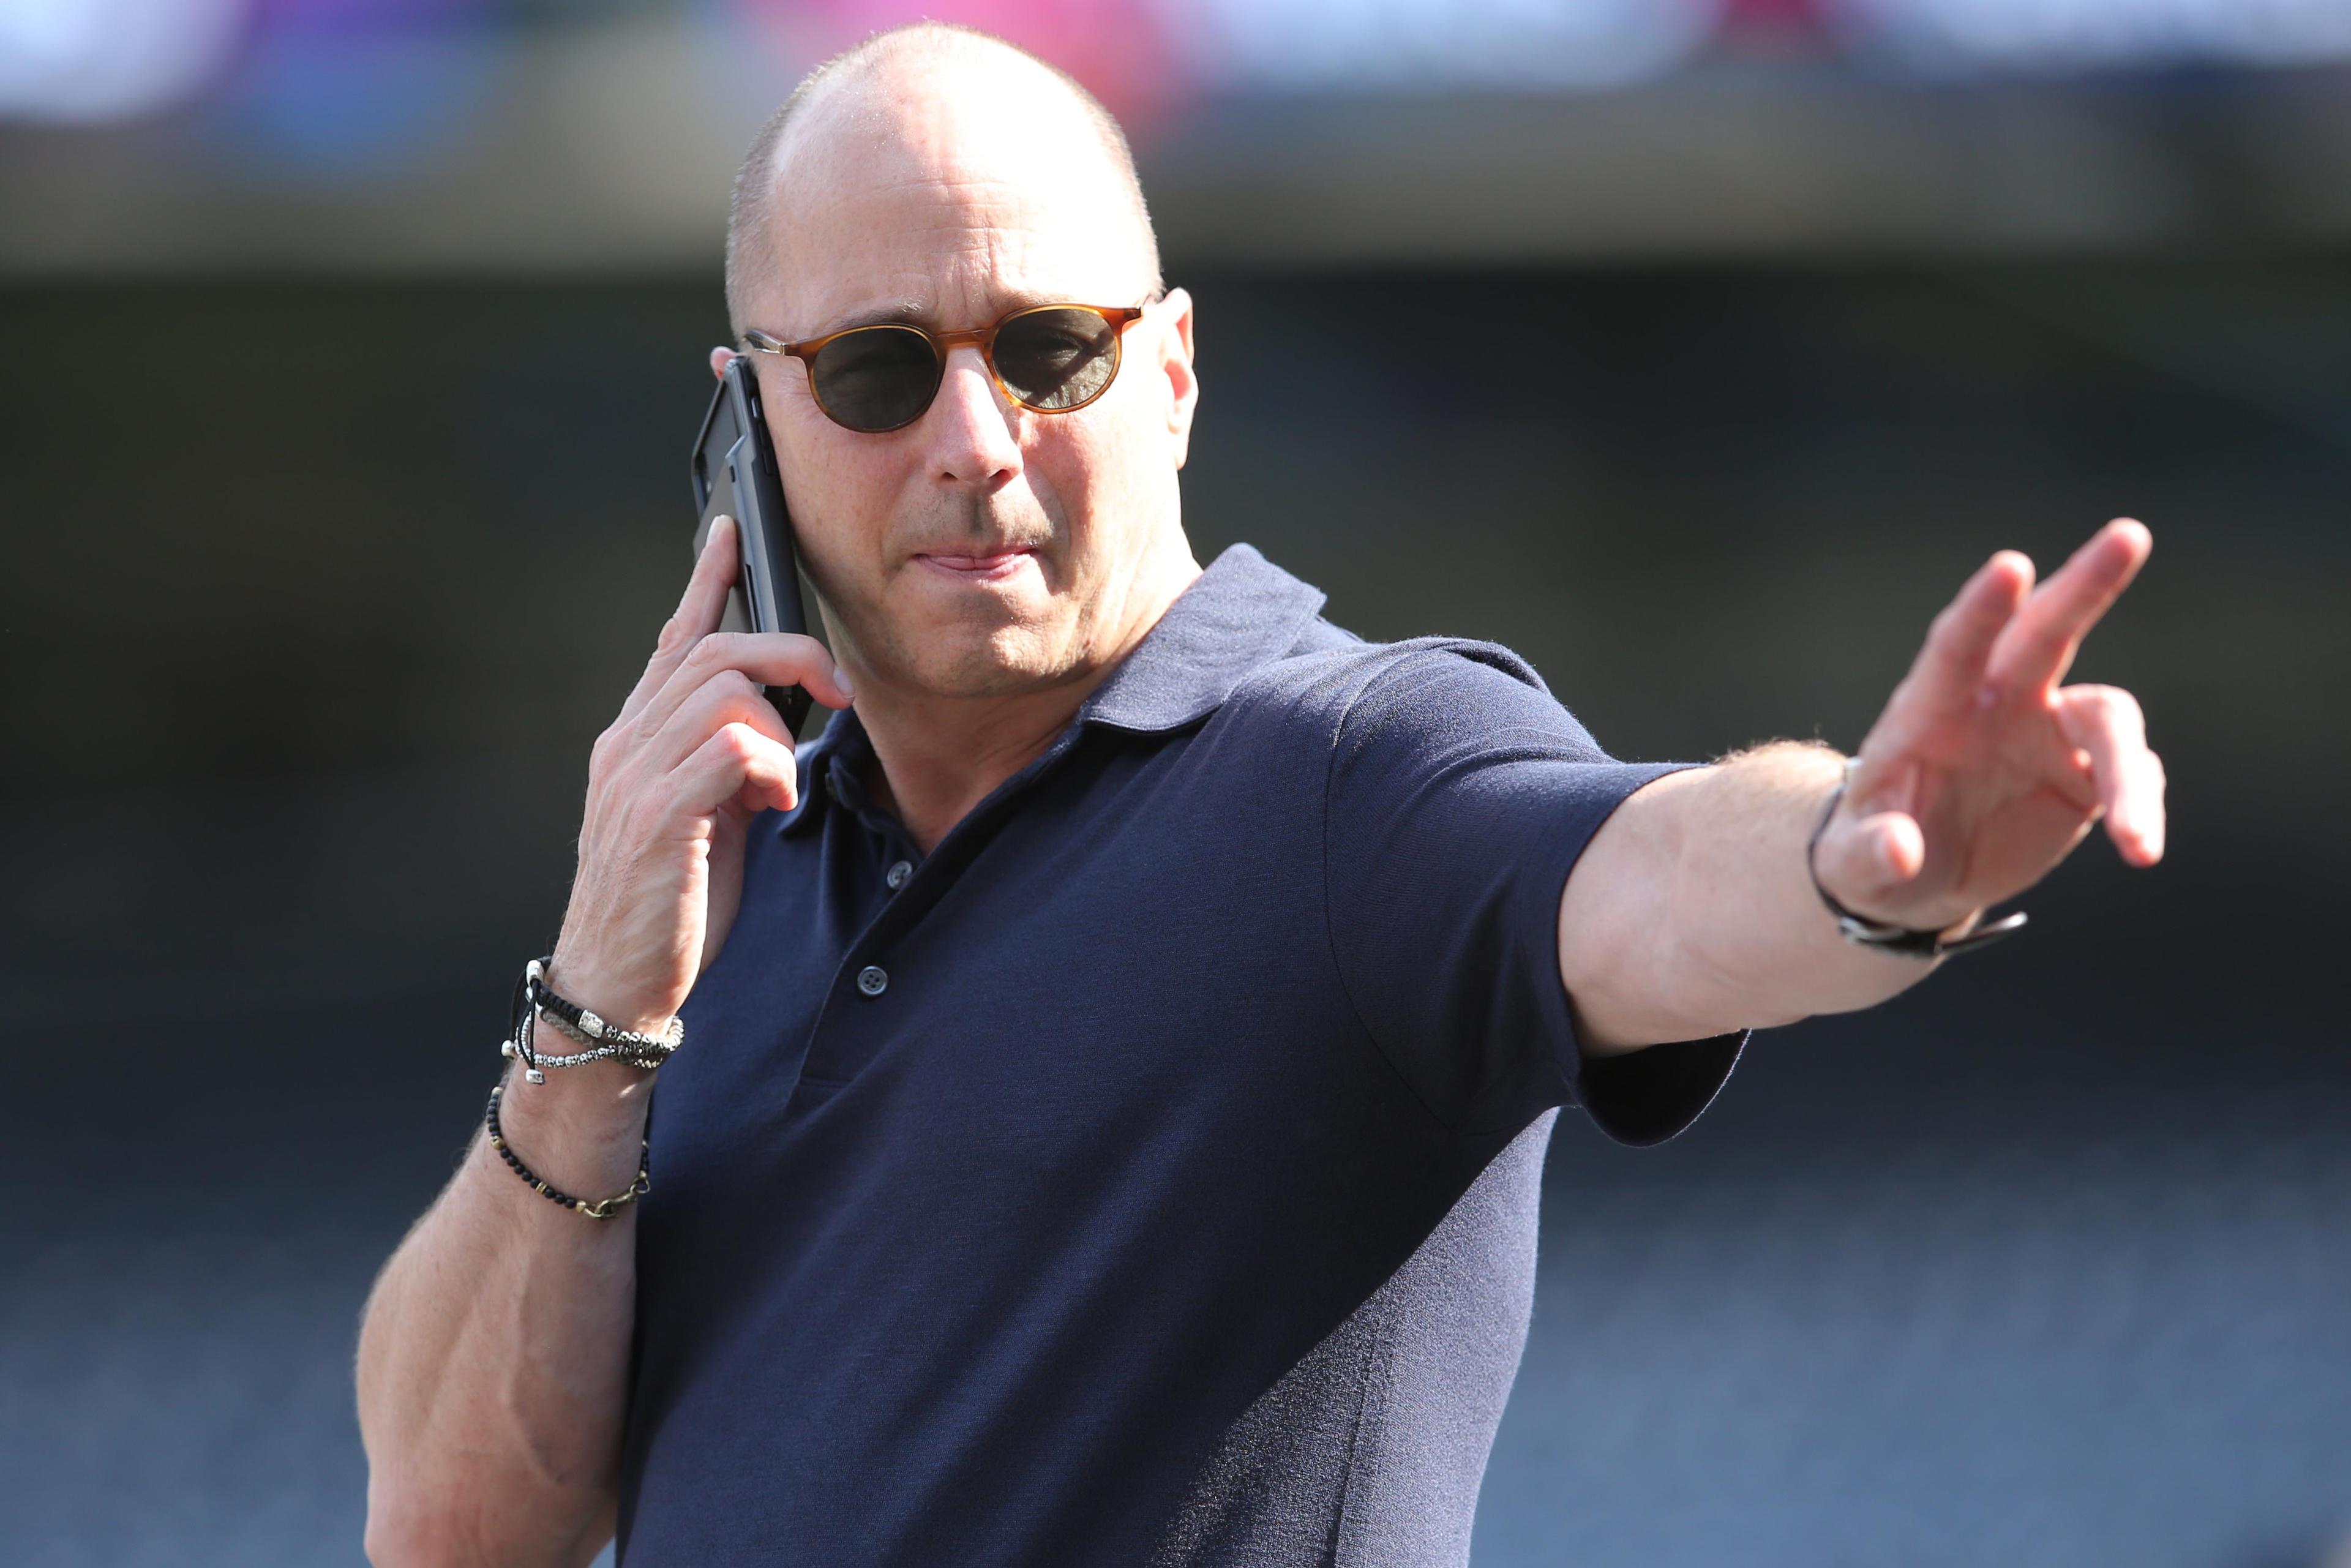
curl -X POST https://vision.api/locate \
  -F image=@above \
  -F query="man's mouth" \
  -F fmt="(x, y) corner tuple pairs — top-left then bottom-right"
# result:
(913, 547), (1038, 582)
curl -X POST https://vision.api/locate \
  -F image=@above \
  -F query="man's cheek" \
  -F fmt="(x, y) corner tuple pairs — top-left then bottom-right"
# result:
(781, 514), (864, 623)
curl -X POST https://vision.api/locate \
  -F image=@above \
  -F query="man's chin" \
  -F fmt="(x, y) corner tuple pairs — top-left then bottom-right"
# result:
(891, 623), (1084, 700)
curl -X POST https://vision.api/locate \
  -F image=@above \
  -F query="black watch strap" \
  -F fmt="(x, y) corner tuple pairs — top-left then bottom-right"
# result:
(1821, 901), (2028, 958)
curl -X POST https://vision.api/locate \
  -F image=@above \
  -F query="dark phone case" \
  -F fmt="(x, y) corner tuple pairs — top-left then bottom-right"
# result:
(691, 358), (814, 732)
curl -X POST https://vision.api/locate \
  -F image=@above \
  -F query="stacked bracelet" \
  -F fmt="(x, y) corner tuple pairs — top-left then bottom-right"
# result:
(484, 1082), (650, 1220)
(500, 958), (682, 1082)
(501, 1008), (663, 1079)
(530, 965), (684, 1058)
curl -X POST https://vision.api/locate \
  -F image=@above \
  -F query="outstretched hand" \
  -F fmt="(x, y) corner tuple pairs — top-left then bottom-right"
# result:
(1812, 519), (2165, 936)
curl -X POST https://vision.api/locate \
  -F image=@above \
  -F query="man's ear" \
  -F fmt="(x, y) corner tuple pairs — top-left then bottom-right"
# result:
(710, 345), (738, 381)
(1156, 288), (1199, 471)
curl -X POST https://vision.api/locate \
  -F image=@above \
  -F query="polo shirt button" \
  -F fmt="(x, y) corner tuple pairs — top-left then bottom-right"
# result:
(885, 860), (913, 891)
(855, 964), (889, 997)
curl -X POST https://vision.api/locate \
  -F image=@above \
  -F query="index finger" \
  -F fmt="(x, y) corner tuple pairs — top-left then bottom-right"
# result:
(618, 514), (740, 726)
(1892, 549), (2034, 716)
(1851, 548), (2031, 775)
(1984, 519), (2151, 697)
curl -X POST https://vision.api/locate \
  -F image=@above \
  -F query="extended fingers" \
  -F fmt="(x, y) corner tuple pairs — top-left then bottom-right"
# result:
(1986, 519), (2151, 698)
(618, 516), (742, 725)
(679, 514), (744, 637)
(1857, 551), (2030, 770)
(1897, 550), (2034, 713)
(2057, 683), (2166, 865)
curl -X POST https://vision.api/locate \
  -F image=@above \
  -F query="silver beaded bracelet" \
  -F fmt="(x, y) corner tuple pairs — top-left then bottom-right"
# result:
(500, 1008), (668, 1081)
(501, 957), (683, 1082)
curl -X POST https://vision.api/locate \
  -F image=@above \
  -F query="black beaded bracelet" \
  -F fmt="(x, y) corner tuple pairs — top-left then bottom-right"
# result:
(484, 1082), (650, 1220)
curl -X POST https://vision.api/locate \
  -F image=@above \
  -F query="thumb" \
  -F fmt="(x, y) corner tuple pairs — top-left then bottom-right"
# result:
(1817, 808), (1927, 906)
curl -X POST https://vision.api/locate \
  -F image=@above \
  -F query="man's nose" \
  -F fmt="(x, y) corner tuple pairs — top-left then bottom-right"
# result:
(921, 345), (1022, 492)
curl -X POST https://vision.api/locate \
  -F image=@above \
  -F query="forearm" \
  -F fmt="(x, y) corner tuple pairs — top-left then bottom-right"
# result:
(1562, 742), (1954, 1052)
(356, 527), (855, 1564)
(356, 1062), (653, 1568)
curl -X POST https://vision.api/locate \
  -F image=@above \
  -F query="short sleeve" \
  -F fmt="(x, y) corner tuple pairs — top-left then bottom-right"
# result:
(1321, 642), (1744, 1141)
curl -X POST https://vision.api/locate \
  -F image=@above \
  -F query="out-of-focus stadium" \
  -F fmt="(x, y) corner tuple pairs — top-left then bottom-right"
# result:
(9, 0), (2351, 270)
(2, 3), (2347, 1564)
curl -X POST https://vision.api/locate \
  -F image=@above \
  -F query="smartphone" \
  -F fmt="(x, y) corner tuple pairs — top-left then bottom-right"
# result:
(691, 354), (813, 731)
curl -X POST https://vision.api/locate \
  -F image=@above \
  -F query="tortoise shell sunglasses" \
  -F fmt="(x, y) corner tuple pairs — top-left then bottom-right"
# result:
(741, 300), (1156, 434)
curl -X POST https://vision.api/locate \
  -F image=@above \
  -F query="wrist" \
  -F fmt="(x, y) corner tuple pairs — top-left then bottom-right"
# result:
(499, 1054), (657, 1131)
(541, 953), (679, 1040)
(1806, 760), (2025, 959)
(483, 1075), (652, 1216)
(505, 958), (680, 1085)
(1814, 875), (1984, 944)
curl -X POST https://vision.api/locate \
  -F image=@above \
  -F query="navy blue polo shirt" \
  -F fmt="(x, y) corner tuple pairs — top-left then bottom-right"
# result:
(618, 544), (1744, 1566)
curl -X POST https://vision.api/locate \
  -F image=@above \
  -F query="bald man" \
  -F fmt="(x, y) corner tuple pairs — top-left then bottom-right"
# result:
(355, 23), (2165, 1567)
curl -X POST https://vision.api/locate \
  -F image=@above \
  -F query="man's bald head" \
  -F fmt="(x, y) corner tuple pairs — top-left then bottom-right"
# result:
(723, 23), (1162, 339)
(710, 22), (1201, 711)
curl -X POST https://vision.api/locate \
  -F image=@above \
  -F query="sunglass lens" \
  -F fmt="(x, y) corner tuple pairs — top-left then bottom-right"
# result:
(993, 309), (1120, 411)
(811, 326), (940, 432)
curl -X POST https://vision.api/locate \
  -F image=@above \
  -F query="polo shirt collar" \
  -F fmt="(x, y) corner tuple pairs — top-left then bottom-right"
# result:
(1078, 542), (1327, 733)
(776, 543), (1325, 838)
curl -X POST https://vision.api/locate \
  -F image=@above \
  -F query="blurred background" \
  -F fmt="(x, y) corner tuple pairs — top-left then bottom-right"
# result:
(3, 2), (2348, 1564)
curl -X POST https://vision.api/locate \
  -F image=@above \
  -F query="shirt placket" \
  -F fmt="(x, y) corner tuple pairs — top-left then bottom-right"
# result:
(794, 725), (1093, 1085)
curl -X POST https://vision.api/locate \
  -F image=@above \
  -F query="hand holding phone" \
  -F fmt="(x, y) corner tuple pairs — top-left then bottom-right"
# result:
(520, 361), (848, 1041)
(546, 516), (853, 1041)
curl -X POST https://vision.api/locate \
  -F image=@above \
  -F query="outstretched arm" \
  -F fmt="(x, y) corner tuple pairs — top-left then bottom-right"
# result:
(1561, 519), (2165, 1054)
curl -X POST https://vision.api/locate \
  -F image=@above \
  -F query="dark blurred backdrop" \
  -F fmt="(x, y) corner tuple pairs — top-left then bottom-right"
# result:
(4, 4), (2351, 1566)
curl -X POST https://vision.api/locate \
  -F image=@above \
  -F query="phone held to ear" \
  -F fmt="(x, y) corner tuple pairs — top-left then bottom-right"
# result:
(691, 355), (814, 732)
